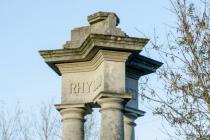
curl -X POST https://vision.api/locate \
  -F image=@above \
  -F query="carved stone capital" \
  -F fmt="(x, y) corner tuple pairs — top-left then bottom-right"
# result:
(98, 97), (125, 111)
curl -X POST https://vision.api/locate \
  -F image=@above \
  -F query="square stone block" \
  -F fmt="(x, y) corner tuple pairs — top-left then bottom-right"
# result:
(56, 50), (136, 105)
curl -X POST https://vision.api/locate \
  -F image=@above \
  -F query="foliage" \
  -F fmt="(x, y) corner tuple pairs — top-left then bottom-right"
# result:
(139, 0), (210, 139)
(0, 101), (97, 140)
(0, 102), (61, 140)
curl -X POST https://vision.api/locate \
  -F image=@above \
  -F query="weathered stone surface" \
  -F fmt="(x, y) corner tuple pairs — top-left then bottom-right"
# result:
(64, 12), (126, 49)
(39, 34), (148, 75)
(98, 98), (124, 140)
(124, 112), (138, 140)
(56, 50), (132, 105)
(88, 12), (120, 25)
(39, 11), (162, 140)
(56, 104), (89, 140)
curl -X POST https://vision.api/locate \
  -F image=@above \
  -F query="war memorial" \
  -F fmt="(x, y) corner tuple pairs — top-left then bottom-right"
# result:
(39, 12), (162, 140)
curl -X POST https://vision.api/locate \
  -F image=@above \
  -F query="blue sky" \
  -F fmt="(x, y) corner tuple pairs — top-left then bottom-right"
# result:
(0, 0), (175, 139)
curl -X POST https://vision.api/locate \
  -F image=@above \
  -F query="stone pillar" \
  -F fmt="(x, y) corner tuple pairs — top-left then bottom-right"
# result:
(59, 107), (86, 140)
(98, 98), (125, 140)
(124, 112), (138, 140)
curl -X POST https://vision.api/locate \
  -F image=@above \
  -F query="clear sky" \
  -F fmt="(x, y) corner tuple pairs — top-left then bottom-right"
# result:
(0, 0), (175, 139)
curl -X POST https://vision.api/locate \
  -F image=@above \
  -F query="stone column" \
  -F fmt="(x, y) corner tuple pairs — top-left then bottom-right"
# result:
(124, 112), (138, 140)
(98, 98), (125, 140)
(59, 107), (86, 140)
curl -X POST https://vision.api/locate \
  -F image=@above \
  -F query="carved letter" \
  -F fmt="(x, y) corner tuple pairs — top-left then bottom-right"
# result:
(77, 82), (84, 93)
(86, 81), (92, 93)
(70, 83), (77, 94)
(93, 76), (102, 92)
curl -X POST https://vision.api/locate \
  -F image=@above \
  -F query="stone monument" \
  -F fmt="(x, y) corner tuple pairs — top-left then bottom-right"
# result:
(39, 12), (162, 140)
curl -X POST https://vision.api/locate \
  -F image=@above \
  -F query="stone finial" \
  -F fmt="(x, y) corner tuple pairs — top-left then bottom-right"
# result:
(88, 12), (120, 26)
(63, 11), (126, 49)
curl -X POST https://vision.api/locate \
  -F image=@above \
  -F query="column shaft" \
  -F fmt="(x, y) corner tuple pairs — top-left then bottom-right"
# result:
(99, 98), (124, 140)
(124, 113), (137, 140)
(60, 107), (86, 140)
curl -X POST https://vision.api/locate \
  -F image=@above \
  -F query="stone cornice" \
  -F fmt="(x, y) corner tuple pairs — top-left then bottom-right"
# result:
(55, 104), (92, 114)
(39, 34), (148, 75)
(124, 106), (145, 117)
(56, 50), (131, 74)
(93, 92), (132, 104)
(126, 53), (163, 79)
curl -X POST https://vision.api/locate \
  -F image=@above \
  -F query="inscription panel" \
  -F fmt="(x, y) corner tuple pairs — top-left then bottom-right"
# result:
(60, 59), (138, 105)
(61, 63), (104, 104)
(69, 75), (102, 94)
